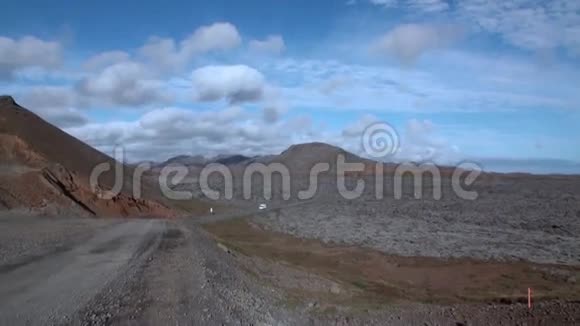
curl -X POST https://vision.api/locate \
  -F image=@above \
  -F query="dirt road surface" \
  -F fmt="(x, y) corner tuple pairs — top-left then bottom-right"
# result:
(0, 220), (163, 324)
(0, 214), (578, 325)
(0, 216), (295, 325)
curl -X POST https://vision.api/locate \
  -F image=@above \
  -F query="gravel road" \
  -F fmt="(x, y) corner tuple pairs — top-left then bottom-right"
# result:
(1, 212), (578, 325)
(80, 215), (580, 326)
(0, 218), (163, 325)
(0, 215), (299, 325)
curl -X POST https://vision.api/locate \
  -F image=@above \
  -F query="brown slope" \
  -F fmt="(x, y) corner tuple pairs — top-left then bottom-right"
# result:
(265, 142), (376, 174)
(0, 96), (115, 182)
(0, 95), (180, 217)
(258, 141), (483, 179)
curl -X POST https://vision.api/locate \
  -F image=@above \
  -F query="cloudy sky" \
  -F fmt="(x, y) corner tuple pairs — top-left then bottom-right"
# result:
(1, 0), (579, 173)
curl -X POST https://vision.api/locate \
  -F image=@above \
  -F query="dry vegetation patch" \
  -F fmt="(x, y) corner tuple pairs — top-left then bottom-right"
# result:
(204, 218), (580, 307)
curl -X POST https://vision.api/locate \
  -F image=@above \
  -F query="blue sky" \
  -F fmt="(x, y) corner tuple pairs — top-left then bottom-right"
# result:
(1, 0), (579, 173)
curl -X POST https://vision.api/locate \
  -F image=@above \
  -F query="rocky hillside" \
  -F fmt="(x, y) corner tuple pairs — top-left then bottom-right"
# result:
(0, 95), (177, 217)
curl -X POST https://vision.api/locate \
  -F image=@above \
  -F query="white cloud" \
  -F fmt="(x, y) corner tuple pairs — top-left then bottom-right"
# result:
(399, 118), (447, 162)
(341, 114), (379, 137)
(407, 0), (449, 12)
(11, 66), (81, 83)
(262, 58), (435, 111)
(83, 51), (130, 71)
(18, 86), (78, 109)
(249, 35), (286, 54)
(318, 75), (352, 95)
(369, 0), (397, 6)
(182, 22), (241, 54)
(43, 108), (89, 128)
(138, 37), (181, 72)
(77, 61), (167, 106)
(67, 106), (313, 162)
(341, 115), (460, 163)
(0, 36), (62, 79)
(371, 23), (462, 64)
(366, 1), (580, 55)
(15, 87), (88, 128)
(191, 65), (266, 103)
(369, 0), (448, 12)
(139, 22), (241, 71)
(457, 0), (580, 54)
(262, 56), (580, 113)
(138, 107), (195, 132)
(262, 106), (280, 123)
(215, 105), (246, 123)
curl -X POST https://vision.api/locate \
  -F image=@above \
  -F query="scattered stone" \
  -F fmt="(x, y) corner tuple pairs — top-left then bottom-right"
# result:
(217, 242), (232, 254)
(330, 283), (341, 294)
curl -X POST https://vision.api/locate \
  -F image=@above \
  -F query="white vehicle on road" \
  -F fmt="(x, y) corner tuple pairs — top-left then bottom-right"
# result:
(258, 203), (267, 210)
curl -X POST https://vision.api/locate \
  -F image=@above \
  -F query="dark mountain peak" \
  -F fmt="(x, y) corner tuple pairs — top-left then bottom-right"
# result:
(281, 142), (345, 156)
(273, 142), (369, 173)
(166, 154), (192, 163)
(162, 154), (206, 166)
(0, 95), (17, 108)
(213, 154), (251, 165)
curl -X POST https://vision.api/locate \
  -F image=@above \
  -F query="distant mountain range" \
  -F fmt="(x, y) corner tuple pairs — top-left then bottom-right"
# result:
(2, 94), (577, 217)
(152, 143), (580, 177)
(149, 142), (371, 172)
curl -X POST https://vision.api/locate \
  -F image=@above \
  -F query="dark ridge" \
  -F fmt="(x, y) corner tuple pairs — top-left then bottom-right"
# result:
(0, 95), (17, 107)
(42, 166), (97, 216)
(165, 155), (191, 163)
(281, 142), (345, 154)
(161, 154), (206, 166)
(214, 154), (251, 165)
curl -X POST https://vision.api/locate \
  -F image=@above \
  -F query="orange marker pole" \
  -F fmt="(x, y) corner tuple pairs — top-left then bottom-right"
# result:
(528, 287), (532, 309)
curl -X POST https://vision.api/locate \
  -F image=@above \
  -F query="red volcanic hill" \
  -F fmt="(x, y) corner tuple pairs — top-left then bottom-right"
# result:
(0, 95), (179, 217)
